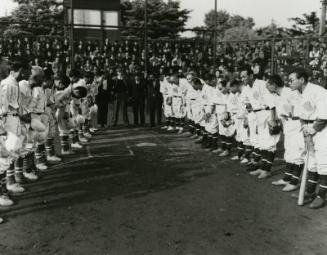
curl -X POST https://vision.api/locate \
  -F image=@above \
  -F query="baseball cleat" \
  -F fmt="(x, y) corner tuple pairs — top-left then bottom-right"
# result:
(257, 170), (271, 179)
(0, 195), (14, 207)
(230, 155), (239, 160)
(23, 172), (39, 181)
(249, 169), (263, 176)
(282, 183), (299, 192)
(272, 179), (289, 186)
(36, 163), (48, 171)
(309, 196), (326, 209)
(7, 183), (25, 193)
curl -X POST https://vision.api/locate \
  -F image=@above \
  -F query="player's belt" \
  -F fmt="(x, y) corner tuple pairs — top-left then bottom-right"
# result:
(190, 99), (196, 101)
(285, 116), (300, 121)
(301, 119), (314, 124)
(173, 95), (182, 98)
(253, 107), (270, 113)
(0, 113), (19, 118)
(31, 112), (43, 115)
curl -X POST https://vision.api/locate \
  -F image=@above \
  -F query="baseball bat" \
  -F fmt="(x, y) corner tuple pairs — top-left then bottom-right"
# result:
(298, 142), (310, 206)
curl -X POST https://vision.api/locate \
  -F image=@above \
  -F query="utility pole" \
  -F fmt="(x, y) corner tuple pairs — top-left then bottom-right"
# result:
(144, 0), (148, 78)
(70, 0), (74, 70)
(320, 0), (327, 36)
(213, 0), (218, 70)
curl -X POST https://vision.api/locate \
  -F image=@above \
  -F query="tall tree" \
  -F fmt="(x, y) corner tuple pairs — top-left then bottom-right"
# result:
(289, 11), (319, 34)
(1, 0), (64, 37)
(121, 0), (190, 39)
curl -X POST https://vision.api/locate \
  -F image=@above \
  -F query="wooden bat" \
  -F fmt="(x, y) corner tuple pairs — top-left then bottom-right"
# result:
(298, 140), (310, 206)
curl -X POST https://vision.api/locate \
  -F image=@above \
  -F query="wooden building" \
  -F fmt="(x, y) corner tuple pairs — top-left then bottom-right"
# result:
(63, 0), (121, 41)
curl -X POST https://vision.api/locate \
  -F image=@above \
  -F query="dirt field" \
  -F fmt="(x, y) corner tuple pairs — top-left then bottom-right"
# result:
(0, 127), (326, 255)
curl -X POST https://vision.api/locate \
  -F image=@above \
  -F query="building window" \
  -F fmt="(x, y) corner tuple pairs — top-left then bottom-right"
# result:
(103, 11), (118, 30)
(68, 9), (101, 29)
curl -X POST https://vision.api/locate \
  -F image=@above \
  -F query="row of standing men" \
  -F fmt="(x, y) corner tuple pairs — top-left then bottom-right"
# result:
(159, 67), (327, 210)
(0, 57), (100, 224)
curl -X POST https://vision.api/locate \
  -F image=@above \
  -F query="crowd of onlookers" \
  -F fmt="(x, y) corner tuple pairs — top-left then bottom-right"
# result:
(1, 36), (327, 127)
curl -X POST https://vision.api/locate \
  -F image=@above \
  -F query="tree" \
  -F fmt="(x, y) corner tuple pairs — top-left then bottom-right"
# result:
(224, 26), (258, 41)
(289, 11), (319, 34)
(1, 0), (64, 37)
(202, 9), (256, 40)
(121, 0), (191, 39)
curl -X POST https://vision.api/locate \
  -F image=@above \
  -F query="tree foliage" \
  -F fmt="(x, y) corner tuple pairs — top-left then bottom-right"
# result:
(1, 0), (64, 37)
(194, 9), (256, 41)
(289, 11), (319, 34)
(121, 0), (191, 39)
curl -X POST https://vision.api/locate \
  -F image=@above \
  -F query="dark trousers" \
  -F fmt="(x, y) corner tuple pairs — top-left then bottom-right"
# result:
(112, 93), (129, 125)
(97, 101), (109, 127)
(132, 99), (145, 126)
(148, 97), (162, 127)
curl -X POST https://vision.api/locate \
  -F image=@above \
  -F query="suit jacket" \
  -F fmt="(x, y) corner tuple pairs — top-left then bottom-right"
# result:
(129, 79), (147, 101)
(146, 79), (161, 100)
(96, 78), (111, 103)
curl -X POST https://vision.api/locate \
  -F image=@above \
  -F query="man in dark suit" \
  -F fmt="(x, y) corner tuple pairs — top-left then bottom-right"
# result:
(111, 69), (129, 126)
(96, 71), (111, 128)
(147, 73), (162, 127)
(129, 73), (147, 126)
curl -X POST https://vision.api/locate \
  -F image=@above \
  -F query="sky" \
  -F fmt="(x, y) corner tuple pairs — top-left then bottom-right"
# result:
(0, 0), (323, 29)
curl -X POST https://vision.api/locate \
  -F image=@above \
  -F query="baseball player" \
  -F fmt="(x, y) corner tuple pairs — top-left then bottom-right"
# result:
(29, 66), (49, 172)
(267, 74), (305, 192)
(201, 76), (219, 151)
(289, 67), (327, 209)
(240, 67), (280, 179)
(160, 75), (173, 131)
(0, 59), (30, 195)
(170, 74), (186, 133)
(44, 67), (62, 163)
(54, 74), (87, 155)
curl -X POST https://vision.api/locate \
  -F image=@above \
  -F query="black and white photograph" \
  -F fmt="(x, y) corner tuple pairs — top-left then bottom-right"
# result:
(0, 0), (327, 254)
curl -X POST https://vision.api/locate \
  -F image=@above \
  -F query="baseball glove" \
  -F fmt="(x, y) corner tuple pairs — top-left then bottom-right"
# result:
(268, 119), (282, 135)
(19, 113), (31, 124)
(220, 112), (233, 127)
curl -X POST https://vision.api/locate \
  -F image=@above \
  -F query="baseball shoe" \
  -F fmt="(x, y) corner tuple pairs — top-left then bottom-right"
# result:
(282, 183), (299, 192)
(161, 125), (168, 130)
(47, 155), (62, 163)
(257, 170), (271, 179)
(36, 163), (48, 171)
(23, 172), (39, 181)
(0, 217), (3, 224)
(230, 155), (239, 161)
(0, 195), (13, 207)
(61, 150), (75, 156)
(249, 169), (263, 176)
(79, 137), (88, 143)
(309, 196), (326, 209)
(181, 131), (192, 137)
(83, 132), (92, 139)
(177, 128), (184, 135)
(272, 179), (289, 186)
(194, 137), (203, 144)
(212, 148), (223, 154)
(190, 134), (198, 139)
(7, 183), (25, 193)
(219, 150), (229, 157)
(71, 143), (83, 149)
(240, 158), (249, 164)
